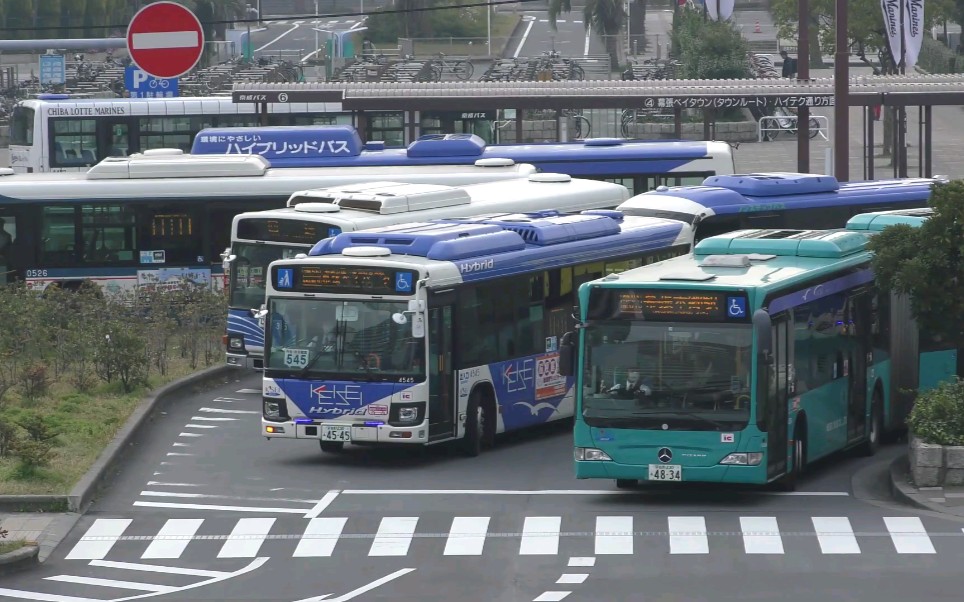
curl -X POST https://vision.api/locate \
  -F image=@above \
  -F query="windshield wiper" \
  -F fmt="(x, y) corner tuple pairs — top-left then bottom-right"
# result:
(631, 411), (729, 430)
(297, 342), (327, 378)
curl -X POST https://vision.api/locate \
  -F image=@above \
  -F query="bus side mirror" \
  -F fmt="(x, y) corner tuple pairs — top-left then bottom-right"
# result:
(559, 331), (575, 377)
(753, 309), (773, 365)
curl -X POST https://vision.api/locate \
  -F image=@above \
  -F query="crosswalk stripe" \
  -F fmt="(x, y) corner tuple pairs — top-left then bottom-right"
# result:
(443, 517), (489, 556)
(44, 575), (175, 593)
(668, 516), (708, 554)
(66, 519), (132, 560)
(142, 519), (203, 559)
(812, 517), (860, 554)
(294, 517), (347, 557)
(740, 517), (784, 554)
(369, 517), (418, 556)
(884, 517), (936, 554)
(217, 518), (275, 558)
(520, 516), (561, 555)
(594, 516), (633, 555)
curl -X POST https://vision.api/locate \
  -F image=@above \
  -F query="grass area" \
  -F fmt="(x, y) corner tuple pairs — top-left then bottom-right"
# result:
(0, 540), (27, 554)
(0, 358), (208, 496)
(411, 14), (522, 58)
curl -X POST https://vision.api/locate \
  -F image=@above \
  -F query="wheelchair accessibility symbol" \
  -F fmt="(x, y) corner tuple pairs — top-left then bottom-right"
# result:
(395, 271), (413, 293)
(727, 296), (746, 318)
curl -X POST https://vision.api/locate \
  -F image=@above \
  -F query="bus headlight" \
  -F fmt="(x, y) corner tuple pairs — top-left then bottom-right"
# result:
(719, 452), (763, 466)
(575, 447), (612, 461)
(228, 335), (245, 351)
(398, 407), (419, 423)
(263, 398), (287, 421)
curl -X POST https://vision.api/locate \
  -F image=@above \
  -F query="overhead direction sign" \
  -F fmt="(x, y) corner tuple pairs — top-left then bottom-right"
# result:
(126, 1), (205, 80)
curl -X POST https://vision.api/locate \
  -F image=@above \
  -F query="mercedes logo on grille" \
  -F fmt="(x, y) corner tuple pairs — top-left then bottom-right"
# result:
(657, 448), (673, 463)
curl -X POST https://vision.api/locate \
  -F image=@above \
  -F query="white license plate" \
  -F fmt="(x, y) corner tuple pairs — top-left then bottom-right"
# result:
(320, 425), (352, 442)
(648, 464), (682, 481)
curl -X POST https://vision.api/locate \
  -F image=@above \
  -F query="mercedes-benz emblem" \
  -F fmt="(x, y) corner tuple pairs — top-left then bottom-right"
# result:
(657, 447), (673, 463)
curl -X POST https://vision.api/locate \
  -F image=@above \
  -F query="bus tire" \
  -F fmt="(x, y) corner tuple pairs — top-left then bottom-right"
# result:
(615, 479), (637, 489)
(859, 391), (882, 456)
(319, 441), (344, 453)
(778, 421), (806, 491)
(461, 391), (485, 457)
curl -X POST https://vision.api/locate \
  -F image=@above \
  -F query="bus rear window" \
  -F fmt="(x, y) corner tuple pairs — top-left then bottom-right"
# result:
(10, 106), (34, 146)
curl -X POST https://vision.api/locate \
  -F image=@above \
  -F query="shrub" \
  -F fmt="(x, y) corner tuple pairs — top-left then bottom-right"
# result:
(907, 378), (964, 446)
(18, 362), (51, 401)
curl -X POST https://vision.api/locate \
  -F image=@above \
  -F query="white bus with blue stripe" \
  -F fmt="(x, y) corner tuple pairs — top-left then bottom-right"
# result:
(616, 173), (938, 241)
(260, 209), (692, 454)
(227, 174), (630, 369)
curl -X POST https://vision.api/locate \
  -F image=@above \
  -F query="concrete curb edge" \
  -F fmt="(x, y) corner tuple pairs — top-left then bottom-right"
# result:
(0, 544), (39, 575)
(0, 364), (235, 514)
(889, 454), (948, 514)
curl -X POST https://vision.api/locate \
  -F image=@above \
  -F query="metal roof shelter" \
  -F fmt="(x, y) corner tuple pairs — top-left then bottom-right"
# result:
(232, 74), (964, 181)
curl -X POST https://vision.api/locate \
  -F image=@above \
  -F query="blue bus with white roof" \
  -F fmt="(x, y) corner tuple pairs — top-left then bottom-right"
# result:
(617, 173), (939, 240)
(260, 209), (692, 455)
(191, 126), (737, 195)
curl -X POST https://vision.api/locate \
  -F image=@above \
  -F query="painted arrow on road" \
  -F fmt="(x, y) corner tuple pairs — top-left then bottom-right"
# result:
(294, 568), (417, 602)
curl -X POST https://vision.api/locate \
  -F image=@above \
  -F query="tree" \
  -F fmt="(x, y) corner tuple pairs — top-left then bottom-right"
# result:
(548, 0), (625, 69)
(671, 5), (749, 80)
(868, 180), (964, 358)
(83, 0), (108, 37)
(4, 0), (34, 39)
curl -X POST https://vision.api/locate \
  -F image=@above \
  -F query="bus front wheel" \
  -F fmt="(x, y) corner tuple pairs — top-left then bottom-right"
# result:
(778, 423), (806, 491)
(859, 393), (882, 456)
(319, 441), (344, 453)
(460, 391), (487, 457)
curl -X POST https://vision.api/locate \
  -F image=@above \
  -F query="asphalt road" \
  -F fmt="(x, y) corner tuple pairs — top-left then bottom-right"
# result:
(250, 17), (369, 62)
(511, 11), (606, 59)
(3, 374), (964, 602)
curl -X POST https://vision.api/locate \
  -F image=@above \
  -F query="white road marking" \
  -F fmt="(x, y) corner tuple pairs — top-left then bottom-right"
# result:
(236, 388), (261, 393)
(594, 516), (633, 555)
(584, 24), (591, 55)
(740, 516), (784, 554)
(0, 589), (101, 602)
(190, 416), (239, 422)
(513, 18), (535, 58)
(185, 424), (218, 429)
(141, 518), (204, 559)
(294, 517), (348, 557)
(218, 517), (275, 558)
(256, 23), (300, 52)
(369, 517), (419, 556)
(89, 559), (228, 577)
(533, 593), (570, 602)
(305, 490), (341, 518)
(568, 556), (595, 566)
(199, 407), (259, 414)
(668, 516), (708, 554)
(178, 433), (203, 438)
(131, 31), (199, 51)
(133, 501), (310, 513)
(556, 574), (588, 584)
(812, 517), (861, 554)
(65, 519), (131, 560)
(44, 575), (174, 593)
(146, 481), (199, 487)
(520, 516), (561, 555)
(884, 516), (936, 554)
(443, 517), (489, 556)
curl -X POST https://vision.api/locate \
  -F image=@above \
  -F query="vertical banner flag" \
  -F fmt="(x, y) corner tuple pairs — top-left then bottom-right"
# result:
(706, 0), (718, 21)
(880, 0), (903, 66)
(903, 0), (925, 68)
(718, 0), (735, 20)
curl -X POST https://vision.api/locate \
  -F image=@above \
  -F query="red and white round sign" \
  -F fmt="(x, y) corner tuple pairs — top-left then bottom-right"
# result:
(126, 1), (205, 80)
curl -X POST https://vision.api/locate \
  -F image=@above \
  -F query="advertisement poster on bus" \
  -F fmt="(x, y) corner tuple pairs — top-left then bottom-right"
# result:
(535, 353), (567, 400)
(137, 267), (212, 290)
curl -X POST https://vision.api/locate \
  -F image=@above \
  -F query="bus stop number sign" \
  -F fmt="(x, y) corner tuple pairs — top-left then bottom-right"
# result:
(126, 1), (205, 80)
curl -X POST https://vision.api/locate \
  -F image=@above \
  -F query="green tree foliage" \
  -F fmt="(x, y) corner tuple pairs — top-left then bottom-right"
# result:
(548, 0), (625, 67)
(769, 0), (954, 72)
(907, 378), (964, 445)
(671, 5), (749, 80)
(4, 0), (34, 39)
(868, 180), (964, 354)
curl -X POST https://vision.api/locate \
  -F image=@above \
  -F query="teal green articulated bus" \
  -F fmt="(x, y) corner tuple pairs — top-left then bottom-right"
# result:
(845, 208), (960, 394)
(561, 221), (957, 490)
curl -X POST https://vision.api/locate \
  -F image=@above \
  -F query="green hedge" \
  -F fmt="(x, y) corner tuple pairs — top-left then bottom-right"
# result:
(916, 37), (964, 74)
(907, 378), (964, 446)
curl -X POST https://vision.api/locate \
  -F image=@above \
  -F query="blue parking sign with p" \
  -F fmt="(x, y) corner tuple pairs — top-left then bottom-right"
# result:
(124, 66), (179, 98)
(276, 268), (293, 289)
(395, 271), (413, 293)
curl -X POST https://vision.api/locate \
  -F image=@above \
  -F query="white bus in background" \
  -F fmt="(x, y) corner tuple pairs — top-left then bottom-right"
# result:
(225, 175), (633, 369)
(7, 95), (348, 173)
(0, 151), (536, 291)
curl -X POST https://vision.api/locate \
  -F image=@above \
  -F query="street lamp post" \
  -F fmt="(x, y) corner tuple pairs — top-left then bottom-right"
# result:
(488, 4), (492, 57)
(315, 0), (320, 58)
(833, 0), (849, 181)
(797, 0), (810, 173)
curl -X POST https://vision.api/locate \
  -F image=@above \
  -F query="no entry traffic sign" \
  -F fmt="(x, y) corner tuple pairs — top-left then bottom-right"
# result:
(126, 1), (205, 80)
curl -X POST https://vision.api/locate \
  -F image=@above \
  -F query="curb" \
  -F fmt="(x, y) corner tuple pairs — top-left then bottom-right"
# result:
(889, 454), (950, 514)
(0, 365), (234, 514)
(0, 544), (39, 576)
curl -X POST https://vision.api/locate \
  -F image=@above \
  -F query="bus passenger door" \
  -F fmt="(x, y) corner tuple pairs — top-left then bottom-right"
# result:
(427, 297), (456, 441)
(846, 292), (871, 444)
(0, 206), (34, 284)
(765, 316), (790, 480)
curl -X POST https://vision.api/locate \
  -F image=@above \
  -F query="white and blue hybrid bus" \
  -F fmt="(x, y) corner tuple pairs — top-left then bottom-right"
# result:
(227, 175), (630, 369)
(260, 208), (692, 454)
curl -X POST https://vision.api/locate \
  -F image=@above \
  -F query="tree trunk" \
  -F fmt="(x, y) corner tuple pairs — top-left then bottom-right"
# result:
(808, 15), (824, 68)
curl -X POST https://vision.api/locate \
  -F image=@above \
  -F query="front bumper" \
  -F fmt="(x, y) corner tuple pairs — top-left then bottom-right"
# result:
(262, 418), (430, 444)
(575, 460), (768, 485)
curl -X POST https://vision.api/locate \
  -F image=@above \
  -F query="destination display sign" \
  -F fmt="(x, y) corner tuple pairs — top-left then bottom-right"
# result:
(273, 265), (416, 295)
(237, 218), (338, 245)
(589, 289), (749, 322)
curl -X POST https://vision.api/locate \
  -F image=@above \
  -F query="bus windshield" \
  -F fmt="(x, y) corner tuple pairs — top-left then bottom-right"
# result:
(229, 242), (306, 309)
(265, 298), (425, 380)
(582, 322), (752, 431)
